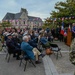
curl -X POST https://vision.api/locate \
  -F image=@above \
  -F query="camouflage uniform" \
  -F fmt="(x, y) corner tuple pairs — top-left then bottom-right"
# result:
(69, 38), (75, 65)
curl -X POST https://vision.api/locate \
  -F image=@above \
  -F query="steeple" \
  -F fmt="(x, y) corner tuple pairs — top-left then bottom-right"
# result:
(20, 8), (28, 15)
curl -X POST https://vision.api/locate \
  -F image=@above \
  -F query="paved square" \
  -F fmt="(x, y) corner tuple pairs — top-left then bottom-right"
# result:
(0, 54), (45, 75)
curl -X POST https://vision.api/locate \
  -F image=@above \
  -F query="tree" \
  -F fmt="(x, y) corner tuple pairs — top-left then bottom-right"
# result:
(43, 0), (75, 29)
(51, 0), (75, 17)
(50, 0), (75, 26)
(1, 21), (12, 28)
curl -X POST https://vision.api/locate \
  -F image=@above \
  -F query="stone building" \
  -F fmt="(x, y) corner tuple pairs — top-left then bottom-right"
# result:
(2, 8), (43, 28)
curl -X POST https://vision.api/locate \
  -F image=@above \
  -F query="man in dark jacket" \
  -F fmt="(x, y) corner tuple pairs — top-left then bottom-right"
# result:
(72, 23), (75, 39)
(6, 34), (21, 60)
(28, 35), (37, 48)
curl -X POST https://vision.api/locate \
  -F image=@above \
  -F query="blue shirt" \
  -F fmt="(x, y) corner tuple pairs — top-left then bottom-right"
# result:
(21, 41), (34, 60)
(72, 26), (75, 33)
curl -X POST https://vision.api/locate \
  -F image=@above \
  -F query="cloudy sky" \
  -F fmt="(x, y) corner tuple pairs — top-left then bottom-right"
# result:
(0, 0), (66, 21)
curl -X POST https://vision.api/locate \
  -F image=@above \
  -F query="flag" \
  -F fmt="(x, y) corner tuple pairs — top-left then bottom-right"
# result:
(16, 20), (18, 22)
(64, 31), (67, 37)
(54, 18), (57, 22)
(60, 22), (64, 35)
(9, 20), (12, 22)
(68, 25), (71, 32)
(12, 20), (15, 22)
(62, 17), (64, 21)
(65, 17), (68, 20)
(36, 18), (38, 20)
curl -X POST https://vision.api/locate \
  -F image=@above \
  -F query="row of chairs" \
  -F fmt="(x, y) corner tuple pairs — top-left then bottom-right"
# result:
(5, 47), (36, 71)
(5, 42), (62, 72)
(38, 42), (62, 59)
(19, 51), (36, 71)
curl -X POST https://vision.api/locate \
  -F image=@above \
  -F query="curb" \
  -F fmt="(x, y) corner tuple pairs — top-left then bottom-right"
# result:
(43, 55), (59, 75)
(43, 55), (74, 75)
(60, 73), (74, 75)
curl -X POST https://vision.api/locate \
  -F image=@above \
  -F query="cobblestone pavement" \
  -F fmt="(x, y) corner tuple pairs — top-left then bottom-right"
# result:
(0, 54), (45, 75)
(50, 41), (75, 74)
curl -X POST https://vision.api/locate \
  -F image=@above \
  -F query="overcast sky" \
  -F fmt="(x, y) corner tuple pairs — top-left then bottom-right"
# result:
(0, 0), (66, 21)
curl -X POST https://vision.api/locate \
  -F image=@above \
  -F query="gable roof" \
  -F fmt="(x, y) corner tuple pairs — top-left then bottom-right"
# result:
(2, 8), (42, 22)
(2, 13), (15, 20)
(15, 13), (22, 20)
(28, 16), (42, 22)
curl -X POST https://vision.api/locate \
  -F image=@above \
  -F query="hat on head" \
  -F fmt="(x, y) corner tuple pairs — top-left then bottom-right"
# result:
(12, 33), (16, 36)
(23, 33), (28, 36)
(6, 33), (11, 36)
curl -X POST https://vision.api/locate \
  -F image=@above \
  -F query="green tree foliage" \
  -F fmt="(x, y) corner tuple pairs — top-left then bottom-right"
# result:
(44, 0), (75, 29)
(43, 18), (57, 29)
(51, 0), (75, 17)
(1, 21), (11, 28)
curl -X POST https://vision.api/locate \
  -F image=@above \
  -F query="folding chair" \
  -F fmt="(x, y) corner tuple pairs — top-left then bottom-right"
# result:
(5, 47), (13, 62)
(19, 51), (36, 71)
(39, 42), (49, 50)
(50, 44), (62, 59)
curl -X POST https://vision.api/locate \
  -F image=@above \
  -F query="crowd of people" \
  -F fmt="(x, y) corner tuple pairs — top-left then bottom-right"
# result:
(0, 23), (75, 64)
(0, 27), (53, 64)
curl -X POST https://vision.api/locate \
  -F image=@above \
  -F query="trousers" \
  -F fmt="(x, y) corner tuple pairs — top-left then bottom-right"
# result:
(32, 48), (41, 61)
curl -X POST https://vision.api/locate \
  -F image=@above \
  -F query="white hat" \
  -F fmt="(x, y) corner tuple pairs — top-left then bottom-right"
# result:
(6, 33), (11, 36)
(23, 33), (28, 36)
(3, 32), (8, 36)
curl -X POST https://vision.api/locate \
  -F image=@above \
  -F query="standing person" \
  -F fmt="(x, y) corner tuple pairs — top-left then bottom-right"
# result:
(59, 26), (64, 42)
(56, 26), (61, 40)
(51, 28), (55, 38)
(30, 31), (35, 40)
(72, 23), (75, 39)
(70, 38), (75, 75)
(69, 38), (75, 65)
(63, 30), (67, 43)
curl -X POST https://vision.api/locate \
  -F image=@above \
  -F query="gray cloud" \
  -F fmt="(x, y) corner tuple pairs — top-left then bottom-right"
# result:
(0, 0), (66, 20)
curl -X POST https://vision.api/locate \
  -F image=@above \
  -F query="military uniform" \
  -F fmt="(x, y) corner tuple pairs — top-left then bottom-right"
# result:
(69, 38), (75, 65)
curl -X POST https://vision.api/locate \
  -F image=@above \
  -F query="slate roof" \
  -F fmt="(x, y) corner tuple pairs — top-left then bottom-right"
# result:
(15, 13), (22, 20)
(28, 16), (42, 22)
(3, 13), (15, 20)
(2, 9), (42, 22)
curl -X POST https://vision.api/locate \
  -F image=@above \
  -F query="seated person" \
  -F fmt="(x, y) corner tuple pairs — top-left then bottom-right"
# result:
(40, 35), (50, 48)
(40, 37), (48, 44)
(12, 34), (20, 48)
(6, 34), (21, 60)
(21, 36), (45, 64)
(27, 35), (37, 48)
